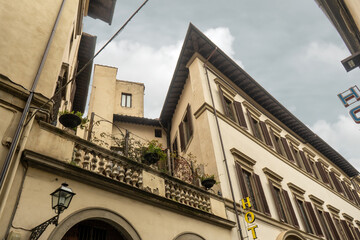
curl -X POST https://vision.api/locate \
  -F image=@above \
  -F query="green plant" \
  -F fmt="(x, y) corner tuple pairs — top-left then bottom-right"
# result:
(200, 174), (215, 182)
(142, 140), (167, 164)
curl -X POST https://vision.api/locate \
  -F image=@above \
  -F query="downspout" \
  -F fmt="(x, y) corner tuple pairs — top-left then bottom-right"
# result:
(203, 48), (244, 240)
(0, 0), (66, 207)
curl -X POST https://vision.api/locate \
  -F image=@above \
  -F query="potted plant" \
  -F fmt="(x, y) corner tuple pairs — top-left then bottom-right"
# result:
(200, 174), (216, 189)
(142, 140), (166, 165)
(59, 110), (88, 129)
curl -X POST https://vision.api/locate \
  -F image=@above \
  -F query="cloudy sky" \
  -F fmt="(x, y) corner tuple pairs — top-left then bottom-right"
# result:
(83, 0), (360, 171)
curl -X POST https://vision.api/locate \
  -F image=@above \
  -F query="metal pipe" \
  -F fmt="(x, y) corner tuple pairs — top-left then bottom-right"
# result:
(203, 48), (244, 240)
(0, 0), (66, 194)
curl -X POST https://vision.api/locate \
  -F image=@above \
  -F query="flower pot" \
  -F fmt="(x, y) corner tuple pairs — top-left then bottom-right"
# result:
(201, 179), (216, 189)
(59, 114), (81, 128)
(143, 152), (161, 165)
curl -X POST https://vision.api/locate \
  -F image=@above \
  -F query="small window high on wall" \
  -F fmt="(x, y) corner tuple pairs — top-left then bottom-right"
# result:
(121, 93), (132, 108)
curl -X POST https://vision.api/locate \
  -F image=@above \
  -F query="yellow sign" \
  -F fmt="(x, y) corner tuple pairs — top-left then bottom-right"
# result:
(241, 197), (258, 239)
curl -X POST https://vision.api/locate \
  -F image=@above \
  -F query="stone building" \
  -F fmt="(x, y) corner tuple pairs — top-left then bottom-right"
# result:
(1, 1), (360, 239)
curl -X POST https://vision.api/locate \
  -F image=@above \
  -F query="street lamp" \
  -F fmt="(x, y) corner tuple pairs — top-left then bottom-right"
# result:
(30, 183), (75, 240)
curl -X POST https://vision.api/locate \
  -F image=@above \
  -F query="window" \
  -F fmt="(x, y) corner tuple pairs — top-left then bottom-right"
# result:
(232, 150), (271, 216)
(272, 132), (285, 156)
(219, 87), (237, 122)
(316, 209), (333, 240)
(290, 146), (303, 169)
(272, 185), (289, 223)
(296, 199), (314, 234)
(248, 114), (263, 141)
(121, 93), (132, 108)
(179, 105), (193, 151)
(155, 129), (162, 138)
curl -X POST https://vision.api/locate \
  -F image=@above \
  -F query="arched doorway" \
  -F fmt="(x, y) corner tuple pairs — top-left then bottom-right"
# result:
(276, 230), (305, 240)
(49, 208), (141, 240)
(173, 232), (205, 240)
(62, 219), (125, 240)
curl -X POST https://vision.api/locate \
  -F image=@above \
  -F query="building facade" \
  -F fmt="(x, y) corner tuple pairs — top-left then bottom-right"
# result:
(1, 2), (360, 239)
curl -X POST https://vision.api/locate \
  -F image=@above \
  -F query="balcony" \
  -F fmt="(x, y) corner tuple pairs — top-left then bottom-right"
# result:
(22, 121), (234, 228)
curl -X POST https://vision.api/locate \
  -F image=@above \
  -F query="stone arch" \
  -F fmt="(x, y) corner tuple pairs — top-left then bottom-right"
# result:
(276, 230), (306, 240)
(48, 207), (141, 240)
(173, 232), (206, 240)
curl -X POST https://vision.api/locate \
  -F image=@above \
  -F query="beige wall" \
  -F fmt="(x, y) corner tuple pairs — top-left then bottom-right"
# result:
(344, 0), (360, 34)
(10, 167), (233, 240)
(0, 0), (83, 99)
(114, 81), (144, 117)
(88, 65), (118, 146)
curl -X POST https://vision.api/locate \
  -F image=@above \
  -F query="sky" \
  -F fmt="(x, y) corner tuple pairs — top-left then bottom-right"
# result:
(83, 0), (360, 171)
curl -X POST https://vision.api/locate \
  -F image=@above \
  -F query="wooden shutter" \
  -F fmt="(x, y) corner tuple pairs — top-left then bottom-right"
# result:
(281, 137), (294, 162)
(290, 146), (302, 168)
(355, 228), (360, 239)
(247, 110), (256, 137)
(324, 211), (341, 240)
(283, 190), (299, 228)
(234, 101), (247, 128)
(329, 172), (344, 193)
(269, 181), (286, 222)
(352, 189), (360, 206)
(235, 162), (249, 198)
(187, 105), (193, 136)
(341, 181), (355, 201)
(259, 121), (273, 147)
(315, 162), (330, 184)
(253, 174), (271, 216)
(305, 201), (323, 237)
(270, 129), (282, 154)
(350, 225), (358, 240)
(218, 87), (229, 117)
(179, 122), (185, 151)
(340, 220), (354, 240)
(299, 151), (312, 174)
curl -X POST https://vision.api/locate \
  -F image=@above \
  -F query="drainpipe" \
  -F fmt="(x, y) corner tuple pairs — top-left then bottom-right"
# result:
(203, 48), (244, 240)
(0, 0), (66, 210)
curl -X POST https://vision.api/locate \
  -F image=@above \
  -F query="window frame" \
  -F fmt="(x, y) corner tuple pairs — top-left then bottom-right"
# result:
(121, 93), (132, 108)
(178, 105), (193, 152)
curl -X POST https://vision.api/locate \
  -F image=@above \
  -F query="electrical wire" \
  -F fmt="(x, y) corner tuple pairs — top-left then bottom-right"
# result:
(24, 0), (149, 126)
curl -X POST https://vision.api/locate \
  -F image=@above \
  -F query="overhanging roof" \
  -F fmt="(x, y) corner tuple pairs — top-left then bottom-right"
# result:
(88, 0), (116, 25)
(113, 114), (161, 127)
(160, 23), (359, 177)
(72, 33), (97, 113)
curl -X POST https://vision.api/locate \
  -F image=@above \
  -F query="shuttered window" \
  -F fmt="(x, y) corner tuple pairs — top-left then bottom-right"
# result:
(219, 87), (236, 121)
(305, 201), (323, 237)
(259, 121), (273, 147)
(329, 172), (344, 194)
(352, 189), (360, 206)
(247, 111), (263, 141)
(341, 181), (355, 202)
(270, 129), (284, 156)
(324, 212), (341, 240)
(235, 162), (270, 215)
(283, 190), (299, 227)
(269, 182), (288, 223)
(341, 220), (355, 240)
(178, 105), (193, 151)
(315, 162), (330, 184)
(299, 151), (312, 174)
(290, 146), (303, 169)
(281, 137), (294, 162)
(333, 217), (346, 240)
(234, 101), (247, 128)
(296, 199), (313, 234)
(316, 209), (333, 240)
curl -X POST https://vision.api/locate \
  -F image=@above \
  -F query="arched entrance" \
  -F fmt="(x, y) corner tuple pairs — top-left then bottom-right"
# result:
(49, 208), (141, 240)
(62, 219), (125, 240)
(276, 230), (305, 240)
(173, 232), (205, 240)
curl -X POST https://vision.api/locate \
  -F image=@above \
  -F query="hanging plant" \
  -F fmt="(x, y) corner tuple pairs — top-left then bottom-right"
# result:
(142, 140), (167, 165)
(200, 174), (216, 189)
(59, 110), (88, 129)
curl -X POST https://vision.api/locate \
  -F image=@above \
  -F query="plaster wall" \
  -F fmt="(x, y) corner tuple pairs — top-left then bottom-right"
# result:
(344, 0), (360, 32)
(88, 65), (118, 147)
(112, 122), (167, 147)
(0, 0), (82, 98)
(11, 167), (233, 240)
(114, 81), (144, 117)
